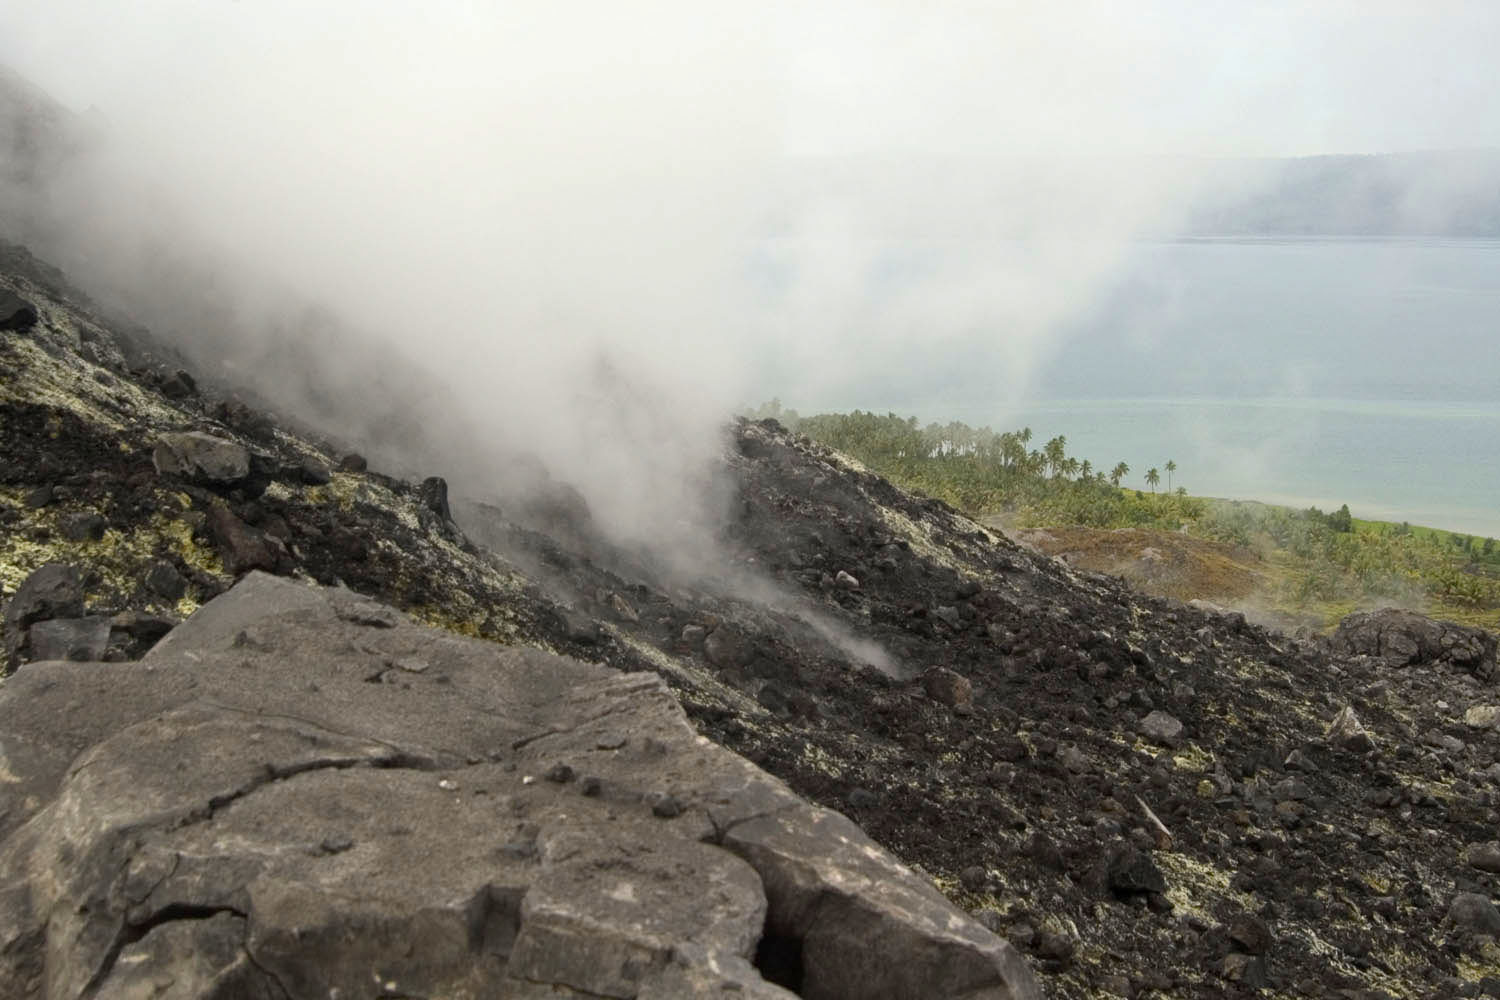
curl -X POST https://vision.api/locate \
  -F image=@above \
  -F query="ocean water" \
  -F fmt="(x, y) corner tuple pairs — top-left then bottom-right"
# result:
(1010, 396), (1500, 537)
(945, 238), (1500, 536)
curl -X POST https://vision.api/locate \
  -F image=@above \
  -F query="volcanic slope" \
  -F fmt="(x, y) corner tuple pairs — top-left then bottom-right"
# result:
(3, 243), (1500, 998)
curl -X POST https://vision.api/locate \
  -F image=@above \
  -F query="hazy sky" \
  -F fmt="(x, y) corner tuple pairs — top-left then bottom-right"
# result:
(777, 2), (1500, 157)
(5, 2), (1500, 158)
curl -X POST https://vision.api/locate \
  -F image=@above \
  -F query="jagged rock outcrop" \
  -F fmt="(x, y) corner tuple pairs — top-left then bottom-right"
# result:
(0, 573), (1039, 1000)
(1332, 607), (1497, 678)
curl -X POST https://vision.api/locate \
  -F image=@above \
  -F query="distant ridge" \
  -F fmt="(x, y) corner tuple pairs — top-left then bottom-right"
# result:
(1185, 149), (1500, 238)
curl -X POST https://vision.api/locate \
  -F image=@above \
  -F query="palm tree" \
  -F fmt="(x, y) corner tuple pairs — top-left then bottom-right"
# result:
(1078, 459), (1092, 482)
(1145, 467), (1160, 494)
(1165, 459), (1177, 492)
(1110, 462), (1129, 487)
(1043, 436), (1067, 478)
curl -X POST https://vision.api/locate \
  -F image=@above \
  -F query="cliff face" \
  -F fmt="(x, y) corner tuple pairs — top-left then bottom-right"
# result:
(4, 244), (1500, 998)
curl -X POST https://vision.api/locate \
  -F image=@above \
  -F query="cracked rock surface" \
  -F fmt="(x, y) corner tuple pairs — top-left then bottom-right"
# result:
(0, 572), (1039, 1000)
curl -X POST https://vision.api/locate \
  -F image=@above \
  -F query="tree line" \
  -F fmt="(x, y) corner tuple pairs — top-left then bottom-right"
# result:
(745, 401), (1195, 527)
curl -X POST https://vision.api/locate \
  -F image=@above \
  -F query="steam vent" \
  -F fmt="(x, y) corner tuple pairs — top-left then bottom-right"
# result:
(4, 238), (1500, 998)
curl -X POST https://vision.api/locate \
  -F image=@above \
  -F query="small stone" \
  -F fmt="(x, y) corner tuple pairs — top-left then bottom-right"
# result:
(607, 593), (639, 623)
(153, 432), (251, 485)
(1026, 833), (1066, 872)
(145, 560), (188, 601)
(59, 512), (106, 542)
(1036, 929), (1076, 962)
(1221, 953), (1267, 988)
(1326, 705), (1376, 753)
(27, 617), (112, 662)
(959, 866), (989, 891)
(848, 787), (881, 810)
(1229, 913), (1273, 955)
(208, 506), (279, 576)
(834, 570), (860, 590)
(1448, 893), (1500, 936)
(1139, 710), (1184, 744)
(23, 485), (53, 509)
(1465, 705), (1500, 730)
(0, 288), (39, 332)
(922, 667), (973, 711)
(159, 369), (197, 399)
(681, 624), (707, 645)
(5, 562), (84, 666)
(545, 763), (576, 784)
(651, 794), (685, 818)
(1098, 973), (1134, 998)
(438, 778), (459, 791)
(298, 457), (332, 485)
(338, 453), (368, 473)
(934, 605), (962, 628)
(1467, 842), (1500, 874)
(1106, 845), (1167, 894)
(562, 612), (601, 646)
(319, 834), (354, 855)
(703, 627), (746, 668)
(580, 776), (603, 797)
(1059, 745), (1089, 774)
(391, 657), (428, 674)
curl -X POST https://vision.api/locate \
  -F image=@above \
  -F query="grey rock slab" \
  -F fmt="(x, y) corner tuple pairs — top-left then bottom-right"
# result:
(1467, 842), (1500, 874)
(0, 573), (1041, 1000)
(152, 431), (251, 485)
(4, 561), (82, 640)
(1139, 710), (1184, 744)
(1449, 893), (1500, 937)
(93, 912), (277, 1000)
(24, 616), (110, 662)
(723, 805), (1041, 1000)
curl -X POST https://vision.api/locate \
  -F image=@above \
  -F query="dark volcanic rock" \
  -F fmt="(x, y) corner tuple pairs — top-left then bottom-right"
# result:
(207, 505), (280, 575)
(25, 616), (111, 661)
(1332, 607), (1497, 677)
(419, 475), (452, 522)
(144, 559), (188, 601)
(152, 431), (251, 485)
(1104, 844), (1167, 895)
(0, 574), (1040, 1000)
(3, 562), (84, 667)
(1448, 893), (1500, 937)
(0, 287), (37, 332)
(4, 562), (83, 632)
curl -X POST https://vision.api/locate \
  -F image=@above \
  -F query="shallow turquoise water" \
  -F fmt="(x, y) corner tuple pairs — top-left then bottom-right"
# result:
(1009, 396), (1500, 537)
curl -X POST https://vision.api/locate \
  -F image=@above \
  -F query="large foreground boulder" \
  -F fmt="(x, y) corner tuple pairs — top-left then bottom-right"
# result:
(0, 573), (1038, 1000)
(1331, 607), (1497, 678)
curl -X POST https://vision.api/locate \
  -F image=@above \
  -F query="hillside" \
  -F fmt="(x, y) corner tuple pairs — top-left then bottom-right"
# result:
(6, 244), (1500, 997)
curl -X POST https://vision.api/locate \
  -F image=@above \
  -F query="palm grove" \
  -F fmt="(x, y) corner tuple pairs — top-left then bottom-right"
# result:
(746, 402), (1196, 529)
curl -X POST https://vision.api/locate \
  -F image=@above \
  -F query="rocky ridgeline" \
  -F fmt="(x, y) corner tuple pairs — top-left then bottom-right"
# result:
(5, 244), (1500, 997)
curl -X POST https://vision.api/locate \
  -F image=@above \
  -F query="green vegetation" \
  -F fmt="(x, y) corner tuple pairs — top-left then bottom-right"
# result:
(747, 401), (1206, 530)
(748, 401), (1500, 631)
